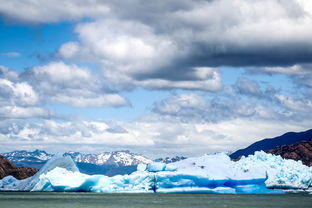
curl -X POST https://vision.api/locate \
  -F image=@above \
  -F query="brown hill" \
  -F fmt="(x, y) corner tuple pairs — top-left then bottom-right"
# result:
(266, 140), (312, 166)
(0, 154), (38, 180)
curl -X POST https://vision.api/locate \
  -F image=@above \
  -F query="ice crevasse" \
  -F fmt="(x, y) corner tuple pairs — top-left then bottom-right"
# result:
(1, 151), (311, 194)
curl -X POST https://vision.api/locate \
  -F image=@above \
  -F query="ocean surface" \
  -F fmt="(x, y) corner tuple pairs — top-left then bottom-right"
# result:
(0, 192), (311, 208)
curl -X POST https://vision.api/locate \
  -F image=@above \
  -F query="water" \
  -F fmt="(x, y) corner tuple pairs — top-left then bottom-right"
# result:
(0, 192), (311, 208)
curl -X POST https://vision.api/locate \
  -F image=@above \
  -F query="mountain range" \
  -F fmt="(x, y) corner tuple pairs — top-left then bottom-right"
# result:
(3, 150), (151, 166)
(230, 128), (312, 159)
(1, 150), (152, 176)
(2, 128), (312, 178)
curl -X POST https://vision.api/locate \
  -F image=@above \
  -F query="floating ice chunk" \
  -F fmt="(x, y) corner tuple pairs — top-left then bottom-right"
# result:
(33, 167), (154, 192)
(0, 175), (17, 189)
(146, 162), (177, 172)
(137, 164), (147, 171)
(147, 162), (166, 172)
(235, 151), (312, 189)
(164, 164), (177, 171)
(1, 154), (79, 191)
(32, 167), (93, 191)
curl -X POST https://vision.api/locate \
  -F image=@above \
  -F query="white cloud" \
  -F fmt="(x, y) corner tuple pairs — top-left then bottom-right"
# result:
(1, 114), (311, 157)
(0, 70), (54, 119)
(57, 19), (222, 91)
(0, 0), (110, 23)
(57, 42), (80, 59)
(153, 93), (282, 123)
(0, 65), (19, 81)
(60, 19), (178, 73)
(0, 52), (21, 57)
(52, 94), (129, 108)
(0, 78), (39, 106)
(52, 0), (312, 92)
(0, 120), (155, 150)
(275, 94), (312, 112)
(22, 62), (129, 108)
(0, 106), (52, 119)
(260, 65), (312, 75)
(1, 0), (312, 156)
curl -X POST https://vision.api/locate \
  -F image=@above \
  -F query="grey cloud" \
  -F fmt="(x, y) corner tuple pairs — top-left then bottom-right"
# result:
(2, 0), (312, 70)
(52, 0), (312, 92)
(246, 64), (312, 99)
(0, 0), (110, 24)
(0, 66), (19, 81)
(152, 93), (280, 123)
(57, 19), (222, 91)
(105, 0), (312, 67)
(235, 77), (263, 97)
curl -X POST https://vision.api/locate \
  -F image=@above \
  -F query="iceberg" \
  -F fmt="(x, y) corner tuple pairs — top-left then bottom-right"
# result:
(0, 154), (78, 191)
(1, 151), (311, 193)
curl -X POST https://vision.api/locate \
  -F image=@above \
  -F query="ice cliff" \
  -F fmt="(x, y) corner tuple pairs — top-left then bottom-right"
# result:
(1, 151), (311, 193)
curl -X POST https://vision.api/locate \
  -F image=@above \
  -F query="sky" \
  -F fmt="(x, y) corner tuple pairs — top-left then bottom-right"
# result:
(1, 0), (312, 158)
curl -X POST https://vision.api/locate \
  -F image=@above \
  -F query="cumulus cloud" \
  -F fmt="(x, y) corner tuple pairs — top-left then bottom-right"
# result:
(152, 93), (283, 123)
(55, 0), (312, 66)
(0, 62), (129, 121)
(57, 19), (222, 91)
(0, 70), (52, 119)
(3, 0), (309, 91)
(3, 0), (312, 68)
(52, 0), (312, 92)
(0, 106), (52, 119)
(20, 62), (129, 108)
(0, 78), (39, 106)
(0, 65), (19, 80)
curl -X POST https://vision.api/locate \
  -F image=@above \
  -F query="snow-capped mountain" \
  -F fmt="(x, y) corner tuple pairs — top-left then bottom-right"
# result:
(3, 150), (53, 163)
(64, 150), (152, 166)
(2, 150), (152, 167)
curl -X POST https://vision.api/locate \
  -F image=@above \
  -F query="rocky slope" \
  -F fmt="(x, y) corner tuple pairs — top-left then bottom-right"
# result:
(266, 140), (312, 166)
(0, 155), (38, 180)
(230, 129), (312, 159)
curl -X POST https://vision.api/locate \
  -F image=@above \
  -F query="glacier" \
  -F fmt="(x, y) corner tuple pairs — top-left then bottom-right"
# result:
(1, 151), (311, 194)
